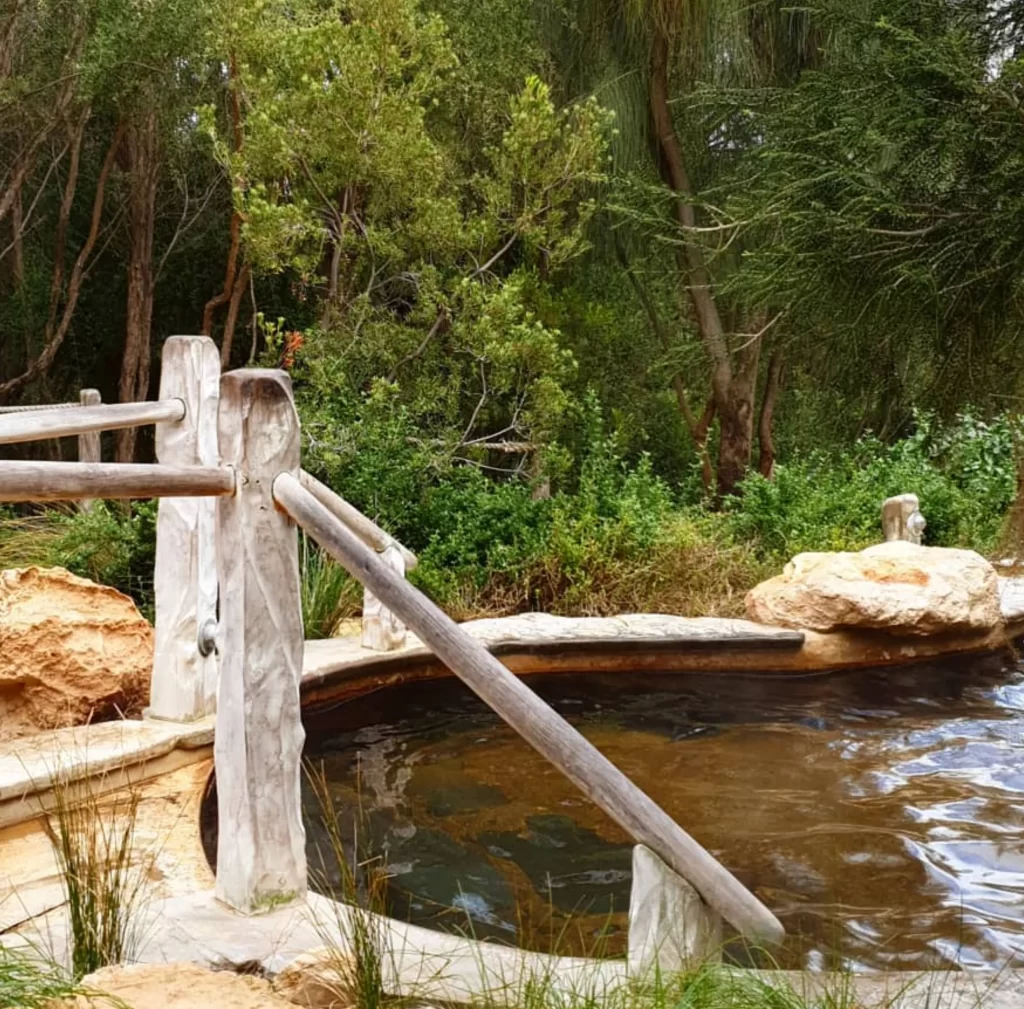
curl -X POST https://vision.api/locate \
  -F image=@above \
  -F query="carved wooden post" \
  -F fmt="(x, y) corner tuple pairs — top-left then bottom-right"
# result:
(628, 844), (721, 974)
(882, 493), (926, 545)
(149, 336), (221, 722)
(361, 542), (407, 650)
(215, 368), (306, 913)
(77, 389), (101, 511)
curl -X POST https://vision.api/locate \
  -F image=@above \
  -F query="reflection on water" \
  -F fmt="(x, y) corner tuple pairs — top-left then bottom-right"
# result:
(207, 654), (1024, 969)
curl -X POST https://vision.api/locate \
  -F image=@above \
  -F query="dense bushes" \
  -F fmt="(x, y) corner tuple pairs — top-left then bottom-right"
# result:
(727, 413), (1019, 559)
(0, 412), (1018, 625)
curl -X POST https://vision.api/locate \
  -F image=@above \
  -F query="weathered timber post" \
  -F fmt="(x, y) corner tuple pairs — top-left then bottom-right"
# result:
(362, 543), (407, 651)
(628, 844), (721, 974)
(77, 389), (101, 511)
(882, 493), (926, 545)
(215, 368), (306, 913)
(149, 336), (222, 721)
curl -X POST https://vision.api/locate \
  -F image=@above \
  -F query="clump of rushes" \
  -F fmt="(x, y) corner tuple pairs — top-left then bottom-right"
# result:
(304, 763), (392, 1009)
(301, 533), (360, 639)
(44, 772), (148, 980)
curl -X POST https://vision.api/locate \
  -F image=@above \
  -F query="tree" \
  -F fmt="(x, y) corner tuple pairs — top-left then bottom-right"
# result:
(547, 0), (821, 496)
(722, 0), (1024, 432)
(207, 0), (611, 481)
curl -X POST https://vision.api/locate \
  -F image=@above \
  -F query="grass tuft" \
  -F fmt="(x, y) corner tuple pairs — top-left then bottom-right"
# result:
(304, 763), (392, 1009)
(301, 533), (361, 639)
(0, 944), (89, 1008)
(44, 772), (149, 980)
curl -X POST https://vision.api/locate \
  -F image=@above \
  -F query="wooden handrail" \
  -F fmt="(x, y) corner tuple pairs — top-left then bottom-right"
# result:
(0, 399), (185, 445)
(299, 469), (418, 570)
(0, 461), (235, 501)
(272, 471), (785, 946)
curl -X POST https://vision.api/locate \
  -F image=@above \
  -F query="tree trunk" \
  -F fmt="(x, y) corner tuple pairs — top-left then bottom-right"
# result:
(202, 56), (247, 344)
(220, 261), (250, 367)
(757, 351), (784, 479)
(649, 32), (750, 498)
(716, 325), (762, 496)
(115, 109), (160, 462)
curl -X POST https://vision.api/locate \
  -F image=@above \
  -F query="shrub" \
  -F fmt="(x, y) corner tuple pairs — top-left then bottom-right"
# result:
(0, 502), (157, 618)
(727, 413), (1019, 561)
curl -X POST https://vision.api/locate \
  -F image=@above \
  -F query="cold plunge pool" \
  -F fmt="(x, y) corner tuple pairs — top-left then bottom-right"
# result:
(201, 654), (1024, 970)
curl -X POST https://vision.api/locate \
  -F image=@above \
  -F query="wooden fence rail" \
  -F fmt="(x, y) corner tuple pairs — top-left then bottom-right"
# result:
(0, 399), (184, 445)
(0, 461), (234, 501)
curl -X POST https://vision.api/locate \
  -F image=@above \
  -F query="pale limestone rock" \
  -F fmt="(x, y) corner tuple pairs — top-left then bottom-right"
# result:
(0, 566), (152, 740)
(68, 962), (296, 1008)
(272, 947), (356, 1008)
(746, 541), (1002, 636)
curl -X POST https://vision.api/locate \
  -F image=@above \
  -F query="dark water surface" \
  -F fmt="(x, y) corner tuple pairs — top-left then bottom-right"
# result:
(206, 655), (1024, 969)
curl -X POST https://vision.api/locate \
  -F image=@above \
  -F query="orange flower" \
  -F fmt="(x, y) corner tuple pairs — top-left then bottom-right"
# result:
(282, 330), (305, 370)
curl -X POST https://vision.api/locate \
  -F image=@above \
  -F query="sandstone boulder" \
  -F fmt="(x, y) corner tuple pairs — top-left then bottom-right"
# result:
(0, 566), (152, 740)
(745, 541), (1002, 636)
(68, 962), (296, 1009)
(272, 948), (356, 1008)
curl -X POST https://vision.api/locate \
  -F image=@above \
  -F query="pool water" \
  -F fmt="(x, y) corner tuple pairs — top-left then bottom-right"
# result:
(203, 654), (1024, 970)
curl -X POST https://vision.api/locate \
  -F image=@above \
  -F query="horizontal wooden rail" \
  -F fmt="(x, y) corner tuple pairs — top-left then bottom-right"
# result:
(272, 471), (784, 946)
(0, 461), (235, 501)
(0, 402), (81, 413)
(0, 399), (185, 445)
(299, 469), (418, 570)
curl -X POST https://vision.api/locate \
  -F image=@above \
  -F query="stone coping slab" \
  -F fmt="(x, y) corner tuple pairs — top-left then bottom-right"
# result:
(11, 888), (1024, 1008)
(303, 613), (805, 687)
(0, 717), (213, 815)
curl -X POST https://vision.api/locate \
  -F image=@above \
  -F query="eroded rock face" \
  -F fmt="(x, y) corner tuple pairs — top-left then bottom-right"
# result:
(745, 541), (1002, 636)
(0, 566), (152, 740)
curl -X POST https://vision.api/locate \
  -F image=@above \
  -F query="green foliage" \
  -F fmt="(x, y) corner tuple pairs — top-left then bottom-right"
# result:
(0, 946), (89, 1009)
(45, 773), (147, 980)
(728, 413), (1019, 558)
(0, 503), (157, 618)
(300, 533), (359, 639)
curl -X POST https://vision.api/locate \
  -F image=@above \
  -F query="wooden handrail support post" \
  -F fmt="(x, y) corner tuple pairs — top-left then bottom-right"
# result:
(0, 399), (185, 445)
(298, 469), (416, 651)
(77, 389), (101, 511)
(148, 336), (222, 722)
(272, 471), (785, 946)
(0, 462), (234, 501)
(215, 369), (306, 914)
(628, 843), (722, 973)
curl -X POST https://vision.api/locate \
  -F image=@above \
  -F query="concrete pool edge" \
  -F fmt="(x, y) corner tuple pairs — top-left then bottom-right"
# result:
(301, 611), (1019, 709)
(10, 888), (1024, 1008)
